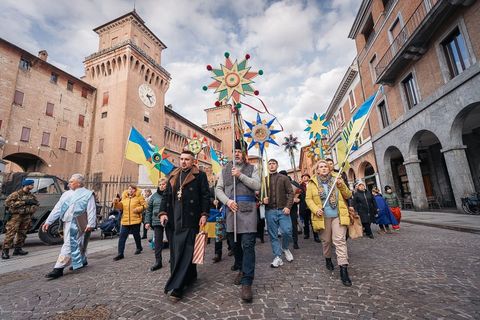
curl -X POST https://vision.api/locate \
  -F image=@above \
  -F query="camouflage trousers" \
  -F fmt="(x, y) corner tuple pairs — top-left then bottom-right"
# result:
(2, 214), (31, 249)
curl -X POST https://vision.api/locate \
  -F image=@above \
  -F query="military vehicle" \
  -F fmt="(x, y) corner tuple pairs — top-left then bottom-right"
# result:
(0, 172), (67, 245)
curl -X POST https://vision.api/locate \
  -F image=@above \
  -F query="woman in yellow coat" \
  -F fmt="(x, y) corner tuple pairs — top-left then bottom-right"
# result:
(113, 184), (146, 261)
(306, 160), (353, 286)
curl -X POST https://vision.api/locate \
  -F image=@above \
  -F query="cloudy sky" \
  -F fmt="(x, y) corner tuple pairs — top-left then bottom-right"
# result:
(0, 0), (359, 171)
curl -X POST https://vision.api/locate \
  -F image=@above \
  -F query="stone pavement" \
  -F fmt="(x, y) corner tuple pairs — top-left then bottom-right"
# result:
(402, 210), (480, 233)
(0, 223), (479, 319)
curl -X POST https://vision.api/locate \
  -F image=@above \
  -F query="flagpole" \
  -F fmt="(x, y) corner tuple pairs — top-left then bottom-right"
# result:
(322, 87), (382, 208)
(119, 127), (132, 193)
(231, 106), (237, 242)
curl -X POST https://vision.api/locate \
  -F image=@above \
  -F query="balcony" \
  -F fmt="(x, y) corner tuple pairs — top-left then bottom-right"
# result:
(375, 0), (470, 84)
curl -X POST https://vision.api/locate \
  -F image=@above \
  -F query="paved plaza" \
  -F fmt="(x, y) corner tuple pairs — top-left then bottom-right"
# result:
(0, 222), (479, 319)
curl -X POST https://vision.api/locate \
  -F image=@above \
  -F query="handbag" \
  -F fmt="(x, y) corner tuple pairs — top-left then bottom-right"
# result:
(347, 216), (363, 239)
(192, 228), (208, 264)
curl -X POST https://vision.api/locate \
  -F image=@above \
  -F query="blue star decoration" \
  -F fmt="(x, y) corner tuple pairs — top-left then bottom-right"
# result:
(244, 113), (282, 155)
(305, 113), (329, 140)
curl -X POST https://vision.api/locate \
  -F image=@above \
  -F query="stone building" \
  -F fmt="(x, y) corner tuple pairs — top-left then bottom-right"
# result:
(0, 11), (223, 184)
(325, 0), (479, 211)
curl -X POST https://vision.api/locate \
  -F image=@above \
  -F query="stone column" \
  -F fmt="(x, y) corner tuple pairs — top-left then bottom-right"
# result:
(441, 145), (475, 211)
(403, 157), (428, 210)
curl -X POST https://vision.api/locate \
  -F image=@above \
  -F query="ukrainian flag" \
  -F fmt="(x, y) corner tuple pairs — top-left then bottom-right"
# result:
(125, 127), (175, 184)
(210, 147), (222, 176)
(341, 88), (381, 150)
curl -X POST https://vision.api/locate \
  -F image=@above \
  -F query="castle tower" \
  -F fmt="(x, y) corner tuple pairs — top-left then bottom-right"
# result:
(203, 105), (233, 159)
(84, 10), (170, 180)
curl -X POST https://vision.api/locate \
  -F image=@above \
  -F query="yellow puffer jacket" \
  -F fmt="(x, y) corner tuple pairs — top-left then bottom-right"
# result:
(305, 175), (352, 231)
(115, 189), (146, 226)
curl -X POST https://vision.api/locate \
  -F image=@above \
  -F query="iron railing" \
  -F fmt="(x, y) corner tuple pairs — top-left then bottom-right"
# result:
(375, 0), (439, 77)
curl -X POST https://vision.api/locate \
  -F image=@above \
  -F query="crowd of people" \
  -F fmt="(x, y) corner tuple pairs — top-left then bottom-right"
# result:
(1, 143), (403, 304)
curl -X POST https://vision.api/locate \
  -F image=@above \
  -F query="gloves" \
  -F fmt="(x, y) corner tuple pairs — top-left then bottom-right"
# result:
(133, 207), (144, 214)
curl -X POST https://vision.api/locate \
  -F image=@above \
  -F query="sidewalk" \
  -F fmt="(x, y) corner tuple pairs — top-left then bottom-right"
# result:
(401, 210), (480, 233)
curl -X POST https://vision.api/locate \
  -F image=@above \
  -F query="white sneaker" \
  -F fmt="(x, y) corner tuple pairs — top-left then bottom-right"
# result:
(270, 256), (283, 268)
(283, 248), (294, 262)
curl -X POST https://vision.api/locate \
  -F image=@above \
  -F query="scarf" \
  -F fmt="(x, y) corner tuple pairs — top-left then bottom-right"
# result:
(316, 174), (337, 209)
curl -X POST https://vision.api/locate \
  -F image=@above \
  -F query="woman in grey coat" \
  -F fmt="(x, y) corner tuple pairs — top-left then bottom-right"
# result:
(145, 178), (168, 271)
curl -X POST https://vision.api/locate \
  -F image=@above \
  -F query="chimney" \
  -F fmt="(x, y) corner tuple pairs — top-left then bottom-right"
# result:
(38, 50), (48, 61)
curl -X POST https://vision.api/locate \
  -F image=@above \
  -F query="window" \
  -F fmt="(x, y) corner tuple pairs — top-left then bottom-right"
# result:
(13, 90), (24, 106)
(144, 116), (150, 123)
(78, 115), (85, 127)
(46, 102), (54, 116)
(50, 73), (58, 84)
(75, 141), (82, 153)
(338, 108), (345, 124)
(378, 101), (389, 128)
(165, 118), (170, 127)
(402, 73), (419, 109)
(81, 87), (88, 98)
(19, 58), (30, 70)
(369, 54), (377, 81)
(32, 178), (58, 194)
(348, 90), (356, 111)
(98, 138), (104, 153)
(442, 28), (471, 79)
(20, 127), (31, 142)
(101, 112), (107, 118)
(361, 14), (375, 47)
(67, 80), (74, 91)
(59, 137), (67, 150)
(102, 92), (109, 106)
(41, 132), (50, 146)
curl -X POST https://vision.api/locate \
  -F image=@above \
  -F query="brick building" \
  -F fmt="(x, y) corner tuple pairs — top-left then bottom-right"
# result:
(0, 11), (223, 184)
(323, 0), (479, 211)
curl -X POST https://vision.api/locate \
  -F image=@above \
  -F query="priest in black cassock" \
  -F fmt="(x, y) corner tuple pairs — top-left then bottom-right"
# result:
(159, 150), (210, 300)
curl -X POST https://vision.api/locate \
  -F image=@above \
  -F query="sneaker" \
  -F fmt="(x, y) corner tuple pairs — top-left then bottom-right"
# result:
(270, 256), (283, 268)
(283, 249), (294, 262)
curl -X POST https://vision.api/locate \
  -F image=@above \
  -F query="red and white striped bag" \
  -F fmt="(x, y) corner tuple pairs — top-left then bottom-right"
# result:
(192, 230), (208, 265)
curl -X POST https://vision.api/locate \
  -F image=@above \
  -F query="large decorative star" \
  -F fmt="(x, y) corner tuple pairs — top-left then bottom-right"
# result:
(305, 113), (329, 141)
(203, 52), (263, 108)
(306, 140), (324, 161)
(149, 146), (170, 172)
(244, 113), (281, 155)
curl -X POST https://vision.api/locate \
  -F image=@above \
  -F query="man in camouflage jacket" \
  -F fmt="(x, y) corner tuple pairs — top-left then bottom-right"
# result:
(2, 179), (39, 259)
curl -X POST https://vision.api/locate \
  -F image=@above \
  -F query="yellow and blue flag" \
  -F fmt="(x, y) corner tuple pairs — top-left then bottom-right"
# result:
(125, 127), (174, 184)
(341, 88), (381, 150)
(210, 147), (222, 176)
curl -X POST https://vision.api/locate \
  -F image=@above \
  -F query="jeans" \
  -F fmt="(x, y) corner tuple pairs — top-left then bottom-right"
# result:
(118, 224), (142, 255)
(227, 232), (256, 285)
(266, 209), (293, 258)
(290, 205), (299, 245)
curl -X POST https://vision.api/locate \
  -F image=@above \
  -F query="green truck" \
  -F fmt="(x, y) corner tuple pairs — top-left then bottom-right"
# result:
(0, 172), (67, 245)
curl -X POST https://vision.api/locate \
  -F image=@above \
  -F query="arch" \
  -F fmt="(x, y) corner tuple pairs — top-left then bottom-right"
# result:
(383, 146), (407, 197)
(134, 60), (139, 71)
(117, 57), (122, 69)
(347, 168), (356, 182)
(95, 65), (100, 78)
(450, 102), (480, 146)
(3, 153), (48, 172)
(408, 129), (441, 159)
(101, 63), (106, 76)
(155, 76), (160, 86)
(140, 64), (145, 75)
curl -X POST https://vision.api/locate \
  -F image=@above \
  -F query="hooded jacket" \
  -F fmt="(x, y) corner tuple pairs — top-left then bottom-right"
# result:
(115, 189), (146, 226)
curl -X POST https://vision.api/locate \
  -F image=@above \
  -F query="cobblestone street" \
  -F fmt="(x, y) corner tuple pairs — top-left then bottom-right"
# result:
(0, 223), (479, 319)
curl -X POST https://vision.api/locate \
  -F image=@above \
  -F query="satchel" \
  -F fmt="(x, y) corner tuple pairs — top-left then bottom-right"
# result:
(192, 229), (208, 264)
(347, 216), (363, 240)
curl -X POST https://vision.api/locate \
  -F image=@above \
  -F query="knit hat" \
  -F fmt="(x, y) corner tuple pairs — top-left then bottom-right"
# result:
(355, 179), (365, 187)
(22, 179), (34, 186)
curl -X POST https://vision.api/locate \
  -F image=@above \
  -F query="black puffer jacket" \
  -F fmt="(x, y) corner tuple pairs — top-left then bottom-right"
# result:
(353, 190), (377, 223)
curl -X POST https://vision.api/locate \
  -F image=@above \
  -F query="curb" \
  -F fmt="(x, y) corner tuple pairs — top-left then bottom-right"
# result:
(402, 219), (480, 234)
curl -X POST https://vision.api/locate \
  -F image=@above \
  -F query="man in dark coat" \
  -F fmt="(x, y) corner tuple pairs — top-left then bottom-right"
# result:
(352, 180), (377, 239)
(159, 150), (210, 300)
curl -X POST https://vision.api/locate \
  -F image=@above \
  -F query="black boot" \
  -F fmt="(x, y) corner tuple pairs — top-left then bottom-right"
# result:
(325, 258), (334, 271)
(13, 248), (29, 256)
(340, 265), (352, 287)
(293, 242), (300, 249)
(313, 233), (321, 243)
(212, 254), (221, 263)
(45, 268), (64, 279)
(150, 260), (163, 271)
(1, 249), (9, 260)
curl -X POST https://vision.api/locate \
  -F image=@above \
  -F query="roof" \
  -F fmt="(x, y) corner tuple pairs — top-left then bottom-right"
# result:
(348, 0), (372, 39)
(325, 60), (358, 120)
(0, 37), (96, 91)
(165, 106), (221, 143)
(93, 10), (167, 49)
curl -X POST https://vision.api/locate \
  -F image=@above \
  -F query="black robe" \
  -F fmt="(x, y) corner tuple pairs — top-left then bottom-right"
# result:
(161, 166), (209, 294)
